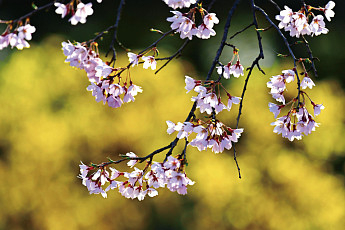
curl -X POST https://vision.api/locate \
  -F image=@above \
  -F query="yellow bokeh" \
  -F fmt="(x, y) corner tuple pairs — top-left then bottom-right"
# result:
(0, 36), (344, 230)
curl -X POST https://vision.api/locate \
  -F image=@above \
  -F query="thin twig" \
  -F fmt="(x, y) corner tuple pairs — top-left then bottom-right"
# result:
(254, 5), (301, 106)
(106, 0), (126, 66)
(229, 23), (254, 40)
(267, 0), (281, 11)
(301, 35), (318, 78)
(0, 0), (64, 24)
(138, 29), (175, 55)
(155, 39), (189, 74)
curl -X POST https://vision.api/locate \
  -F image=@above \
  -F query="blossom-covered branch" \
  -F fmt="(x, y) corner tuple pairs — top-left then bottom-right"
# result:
(0, 0), (335, 201)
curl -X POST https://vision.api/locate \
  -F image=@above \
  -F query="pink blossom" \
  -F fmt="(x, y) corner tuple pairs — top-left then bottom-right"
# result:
(301, 76), (315, 89)
(203, 13), (219, 28)
(54, 3), (68, 18)
(126, 152), (138, 168)
(230, 61), (244, 78)
(127, 52), (140, 66)
(185, 76), (196, 93)
(227, 96), (241, 110)
(142, 56), (157, 70)
(269, 102), (282, 118)
(324, 1), (335, 21)
(163, 0), (196, 9)
(313, 103), (325, 116)
(69, 3), (94, 25)
(17, 24), (36, 41)
(310, 15), (329, 36)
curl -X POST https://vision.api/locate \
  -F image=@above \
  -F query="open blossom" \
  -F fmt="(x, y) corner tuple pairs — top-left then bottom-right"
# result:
(54, 3), (68, 18)
(324, 1), (335, 21)
(310, 15), (328, 36)
(276, 6), (293, 27)
(217, 63), (232, 79)
(301, 76), (315, 89)
(230, 61), (244, 78)
(142, 56), (157, 70)
(69, 3), (93, 25)
(79, 155), (194, 200)
(167, 11), (184, 30)
(0, 24), (36, 50)
(313, 103), (325, 116)
(127, 52), (140, 66)
(185, 76), (197, 93)
(196, 24), (216, 39)
(167, 10), (218, 40)
(17, 24), (36, 41)
(267, 69), (296, 104)
(275, 3), (334, 38)
(62, 41), (143, 108)
(269, 102), (283, 118)
(126, 152), (138, 168)
(203, 13), (219, 28)
(271, 107), (320, 141)
(163, 0), (196, 9)
(227, 95), (241, 110)
(168, 119), (244, 153)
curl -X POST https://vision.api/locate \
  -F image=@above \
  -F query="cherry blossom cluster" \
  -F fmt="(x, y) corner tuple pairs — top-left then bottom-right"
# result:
(216, 50), (244, 79)
(165, 75), (243, 153)
(0, 24), (36, 50)
(268, 69), (324, 141)
(275, 1), (335, 38)
(127, 52), (157, 70)
(167, 119), (243, 153)
(55, 0), (101, 25)
(163, 0), (197, 9)
(185, 76), (241, 114)
(167, 8), (219, 40)
(62, 41), (143, 108)
(267, 69), (295, 104)
(79, 154), (194, 200)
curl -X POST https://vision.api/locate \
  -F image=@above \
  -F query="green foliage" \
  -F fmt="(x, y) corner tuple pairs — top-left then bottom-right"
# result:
(0, 36), (344, 230)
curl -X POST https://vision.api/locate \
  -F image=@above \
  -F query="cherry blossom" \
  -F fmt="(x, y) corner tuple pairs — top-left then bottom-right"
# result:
(269, 102), (282, 118)
(127, 52), (140, 66)
(78, 155), (195, 200)
(310, 15), (329, 36)
(313, 103), (325, 116)
(227, 95), (241, 111)
(54, 3), (68, 18)
(167, 10), (219, 40)
(324, 1), (335, 22)
(301, 76), (315, 89)
(203, 13), (219, 28)
(275, 4), (334, 38)
(69, 3), (94, 25)
(17, 24), (36, 41)
(196, 24), (216, 39)
(142, 56), (157, 70)
(185, 76), (197, 92)
(163, 0), (197, 9)
(217, 63), (231, 79)
(126, 152), (138, 168)
(230, 61), (244, 78)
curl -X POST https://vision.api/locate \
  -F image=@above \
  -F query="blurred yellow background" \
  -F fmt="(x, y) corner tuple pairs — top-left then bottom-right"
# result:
(0, 36), (344, 230)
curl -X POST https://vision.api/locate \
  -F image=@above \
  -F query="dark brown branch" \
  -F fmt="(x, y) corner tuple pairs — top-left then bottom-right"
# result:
(254, 5), (302, 106)
(229, 23), (254, 40)
(0, 1), (64, 24)
(205, 0), (242, 81)
(106, 0), (127, 66)
(301, 35), (318, 78)
(267, 0), (281, 11)
(138, 29), (175, 55)
(154, 39), (189, 74)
